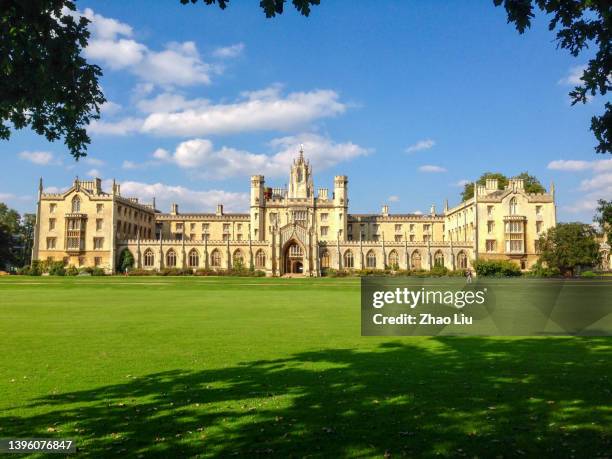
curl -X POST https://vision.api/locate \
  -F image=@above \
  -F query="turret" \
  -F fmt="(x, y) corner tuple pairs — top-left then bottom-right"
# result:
(288, 145), (314, 199)
(333, 175), (348, 206)
(250, 175), (265, 240)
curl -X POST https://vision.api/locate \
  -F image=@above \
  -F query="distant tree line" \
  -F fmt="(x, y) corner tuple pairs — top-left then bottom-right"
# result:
(0, 202), (35, 271)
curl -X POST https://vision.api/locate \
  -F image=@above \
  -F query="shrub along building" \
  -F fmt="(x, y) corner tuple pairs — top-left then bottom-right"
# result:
(32, 148), (559, 275)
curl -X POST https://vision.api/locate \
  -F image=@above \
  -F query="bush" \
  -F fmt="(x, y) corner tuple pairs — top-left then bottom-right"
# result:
(78, 267), (94, 275)
(128, 268), (155, 276)
(91, 267), (106, 276)
(159, 267), (193, 276)
(48, 261), (66, 276)
(65, 265), (79, 276)
(472, 259), (521, 277)
(429, 265), (449, 277)
(527, 262), (561, 278)
(29, 261), (43, 276)
(580, 270), (596, 278)
(325, 268), (351, 277)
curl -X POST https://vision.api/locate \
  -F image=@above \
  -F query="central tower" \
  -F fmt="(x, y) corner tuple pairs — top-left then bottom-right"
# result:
(288, 145), (314, 199)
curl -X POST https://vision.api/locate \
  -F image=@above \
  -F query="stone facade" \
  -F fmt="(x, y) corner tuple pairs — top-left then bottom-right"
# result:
(33, 148), (562, 275)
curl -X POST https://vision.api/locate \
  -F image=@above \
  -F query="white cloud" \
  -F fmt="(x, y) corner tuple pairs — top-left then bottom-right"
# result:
(558, 65), (586, 86)
(76, 8), (213, 87)
(554, 158), (612, 215)
(0, 193), (32, 203)
(115, 180), (250, 213)
(136, 93), (210, 114)
(80, 7), (133, 40)
(152, 148), (170, 160)
(388, 195), (400, 202)
(405, 139), (435, 154)
(140, 86), (346, 136)
(455, 179), (470, 187)
(148, 133), (369, 179)
(122, 161), (138, 170)
(100, 100), (122, 116)
(18, 151), (56, 166)
(412, 210), (423, 215)
(547, 159), (612, 172)
(84, 157), (105, 166)
(213, 43), (245, 59)
(419, 165), (446, 173)
(88, 117), (144, 135)
(43, 186), (68, 194)
(87, 169), (101, 178)
(564, 172), (612, 214)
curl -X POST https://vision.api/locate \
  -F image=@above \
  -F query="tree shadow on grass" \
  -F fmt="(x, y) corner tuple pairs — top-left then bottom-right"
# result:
(2, 337), (610, 458)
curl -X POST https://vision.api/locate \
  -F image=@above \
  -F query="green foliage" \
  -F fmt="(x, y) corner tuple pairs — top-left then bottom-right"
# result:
(65, 265), (79, 276)
(48, 261), (66, 276)
(461, 172), (545, 201)
(117, 250), (135, 273)
(1, 0), (105, 159)
(537, 223), (601, 275)
(429, 265), (449, 277)
(527, 262), (561, 278)
(472, 259), (522, 277)
(91, 267), (105, 276)
(494, 0), (611, 153)
(515, 172), (546, 194)
(0, 203), (37, 270)
(28, 260), (43, 276)
(594, 199), (612, 244)
(580, 270), (596, 278)
(180, 0), (321, 17)
(461, 172), (508, 201)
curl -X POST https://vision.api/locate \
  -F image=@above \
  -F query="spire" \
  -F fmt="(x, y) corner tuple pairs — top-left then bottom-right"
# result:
(550, 181), (555, 198)
(444, 199), (449, 212)
(299, 143), (304, 161)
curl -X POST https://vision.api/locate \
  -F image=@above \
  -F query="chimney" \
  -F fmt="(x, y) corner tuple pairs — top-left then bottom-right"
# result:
(430, 204), (436, 215)
(382, 204), (389, 216)
(171, 203), (179, 215)
(216, 204), (223, 216)
(485, 178), (498, 191)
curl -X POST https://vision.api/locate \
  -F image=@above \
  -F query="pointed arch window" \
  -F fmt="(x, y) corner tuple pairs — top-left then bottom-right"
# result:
(255, 250), (266, 268)
(457, 251), (468, 269)
(71, 196), (81, 213)
(211, 249), (221, 268)
(343, 250), (354, 269)
(188, 249), (199, 267)
(366, 250), (377, 268)
(143, 249), (154, 267)
(411, 251), (422, 270)
(388, 250), (399, 268)
(166, 249), (177, 267)
(434, 251), (444, 268)
(509, 197), (518, 215)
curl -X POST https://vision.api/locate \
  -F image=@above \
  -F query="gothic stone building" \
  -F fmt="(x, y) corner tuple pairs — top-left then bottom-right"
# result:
(32, 149), (559, 275)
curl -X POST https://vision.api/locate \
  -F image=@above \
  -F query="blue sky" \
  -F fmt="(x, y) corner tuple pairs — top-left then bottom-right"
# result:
(2, 1), (610, 221)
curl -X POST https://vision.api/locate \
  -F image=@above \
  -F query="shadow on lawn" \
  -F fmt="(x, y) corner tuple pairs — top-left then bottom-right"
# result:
(3, 338), (611, 458)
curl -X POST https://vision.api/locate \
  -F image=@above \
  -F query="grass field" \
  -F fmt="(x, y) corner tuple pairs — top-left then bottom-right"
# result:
(0, 276), (610, 458)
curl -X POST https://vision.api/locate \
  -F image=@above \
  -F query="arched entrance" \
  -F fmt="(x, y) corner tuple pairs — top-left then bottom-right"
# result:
(284, 241), (304, 274)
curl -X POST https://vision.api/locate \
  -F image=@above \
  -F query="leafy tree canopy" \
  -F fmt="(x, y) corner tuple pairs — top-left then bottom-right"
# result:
(537, 222), (601, 274)
(0, 203), (35, 270)
(460, 172), (545, 201)
(1, 0), (105, 159)
(594, 199), (612, 244)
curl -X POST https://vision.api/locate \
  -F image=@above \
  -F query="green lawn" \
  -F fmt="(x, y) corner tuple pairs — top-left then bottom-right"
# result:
(0, 277), (610, 458)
